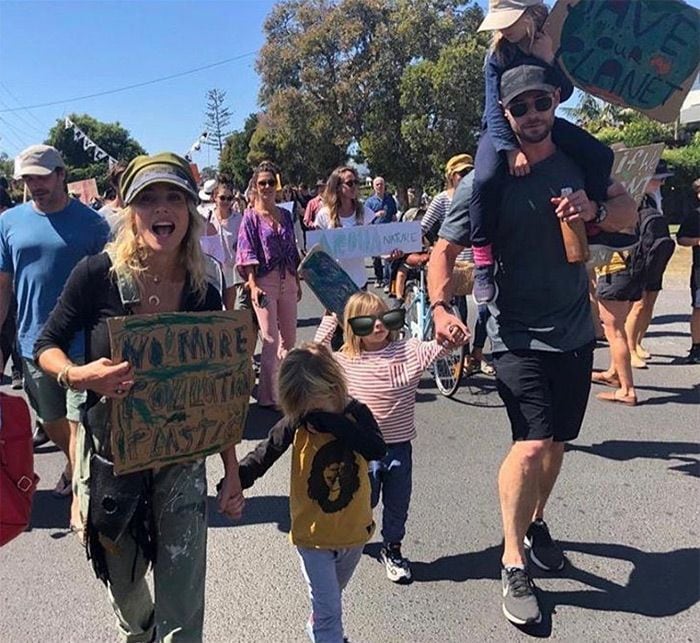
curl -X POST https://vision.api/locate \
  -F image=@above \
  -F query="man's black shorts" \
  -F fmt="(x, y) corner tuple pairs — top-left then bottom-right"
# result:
(493, 343), (594, 442)
(596, 269), (643, 302)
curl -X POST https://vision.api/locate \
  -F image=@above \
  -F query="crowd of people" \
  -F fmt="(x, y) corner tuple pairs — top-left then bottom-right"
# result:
(2, 1), (700, 641)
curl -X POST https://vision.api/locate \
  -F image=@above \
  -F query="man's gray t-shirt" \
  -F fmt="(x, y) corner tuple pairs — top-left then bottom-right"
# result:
(439, 151), (594, 353)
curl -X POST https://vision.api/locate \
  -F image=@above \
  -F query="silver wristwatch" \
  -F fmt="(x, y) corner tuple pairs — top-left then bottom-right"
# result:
(594, 202), (608, 224)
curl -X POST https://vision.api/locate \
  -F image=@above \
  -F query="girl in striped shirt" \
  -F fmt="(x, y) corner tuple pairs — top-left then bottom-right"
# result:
(314, 291), (446, 584)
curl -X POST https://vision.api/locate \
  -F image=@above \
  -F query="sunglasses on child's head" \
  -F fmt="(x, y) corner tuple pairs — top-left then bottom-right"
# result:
(347, 309), (405, 337)
(506, 95), (553, 118)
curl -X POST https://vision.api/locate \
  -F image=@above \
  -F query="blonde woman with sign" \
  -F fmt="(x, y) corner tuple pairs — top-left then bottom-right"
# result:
(34, 153), (245, 642)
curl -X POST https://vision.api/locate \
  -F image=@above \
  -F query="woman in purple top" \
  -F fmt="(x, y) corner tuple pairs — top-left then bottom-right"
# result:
(236, 160), (301, 407)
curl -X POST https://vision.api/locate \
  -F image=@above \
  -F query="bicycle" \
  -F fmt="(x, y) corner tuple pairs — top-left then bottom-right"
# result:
(402, 264), (465, 397)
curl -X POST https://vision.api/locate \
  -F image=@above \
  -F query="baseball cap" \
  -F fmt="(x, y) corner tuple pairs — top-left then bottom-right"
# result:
(478, 0), (543, 32)
(198, 178), (217, 201)
(653, 159), (674, 180)
(500, 64), (558, 108)
(120, 152), (199, 205)
(14, 144), (65, 179)
(445, 154), (474, 175)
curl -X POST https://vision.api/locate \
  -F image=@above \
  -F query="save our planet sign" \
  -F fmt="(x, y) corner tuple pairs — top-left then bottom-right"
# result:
(546, 0), (700, 123)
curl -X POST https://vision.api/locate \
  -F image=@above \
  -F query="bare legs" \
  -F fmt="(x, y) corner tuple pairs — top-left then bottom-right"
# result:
(499, 439), (563, 567)
(625, 290), (659, 366)
(598, 298), (636, 399)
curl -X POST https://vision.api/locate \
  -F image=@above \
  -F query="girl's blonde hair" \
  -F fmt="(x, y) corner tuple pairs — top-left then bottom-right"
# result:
(341, 291), (397, 357)
(491, 4), (549, 65)
(106, 196), (208, 301)
(322, 166), (364, 228)
(278, 343), (348, 422)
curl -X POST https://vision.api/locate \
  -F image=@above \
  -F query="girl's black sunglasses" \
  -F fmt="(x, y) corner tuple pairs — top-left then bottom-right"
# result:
(347, 309), (405, 336)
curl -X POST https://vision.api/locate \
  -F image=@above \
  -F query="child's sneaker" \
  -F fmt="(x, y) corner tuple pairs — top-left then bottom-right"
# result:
(473, 264), (497, 304)
(380, 544), (412, 583)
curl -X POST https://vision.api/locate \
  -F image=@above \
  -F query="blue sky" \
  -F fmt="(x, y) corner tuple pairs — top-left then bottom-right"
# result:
(0, 0), (278, 167)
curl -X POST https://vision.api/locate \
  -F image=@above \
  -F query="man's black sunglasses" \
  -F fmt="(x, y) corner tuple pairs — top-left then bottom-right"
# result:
(347, 309), (405, 336)
(507, 95), (553, 118)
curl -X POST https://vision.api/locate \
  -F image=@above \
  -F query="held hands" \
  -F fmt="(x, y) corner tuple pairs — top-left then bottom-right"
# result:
(433, 307), (470, 348)
(530, 32), (554, 63)
(70, 358), (134, 399)
(217, 469), (245, 520)
(551, 189), (595, 223)
(506, 149), (531, 177)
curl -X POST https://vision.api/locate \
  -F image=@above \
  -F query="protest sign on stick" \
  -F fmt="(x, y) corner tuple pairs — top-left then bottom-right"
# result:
(307, 221), (422, 260)
(67, 179), (99, 206)
(611, 143), (665, 207)
(547, 0), (700, 123)
(107, 310), (254, 474)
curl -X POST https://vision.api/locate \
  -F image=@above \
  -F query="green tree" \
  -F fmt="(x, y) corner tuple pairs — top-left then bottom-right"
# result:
(46, 114), (145, 191)
(0, 152), (13, 181)
(219, 113), (259, 189)
(203, 89), (233, 154)
(254, 0), (486, 192)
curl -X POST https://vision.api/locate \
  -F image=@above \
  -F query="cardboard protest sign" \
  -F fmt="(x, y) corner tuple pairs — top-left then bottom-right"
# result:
(107, 310), (254, 475)
(299, 245), (360, 317)
(611, 143), (665, 206)
(67, 179), (99, 205)
(307, 221), (422, 260)
(547, 0), (700, 123)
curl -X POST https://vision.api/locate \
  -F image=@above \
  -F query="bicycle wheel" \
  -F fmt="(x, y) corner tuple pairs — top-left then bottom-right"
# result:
(403, 283), (422, 340)
(427, 306), (466, 397)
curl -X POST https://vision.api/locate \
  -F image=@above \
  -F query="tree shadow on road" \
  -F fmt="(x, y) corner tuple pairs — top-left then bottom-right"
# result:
(29, 490), (70, 531)
(567, 440), (699, 477)
(629, 383), (700, 406)
(650, 314), (688, 326)
(378, 540), (698, 636)
(551, 541), (699, 618)
(207, 494), (290, 533)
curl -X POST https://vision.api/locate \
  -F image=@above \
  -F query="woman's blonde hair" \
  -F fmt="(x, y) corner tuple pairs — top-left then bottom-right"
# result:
(278, 343), (348, 422)
(491, 4), (549, 65)
(340, 291), (397, 357)
(322, 166), (364, 228)
(106, 196), (208, 300)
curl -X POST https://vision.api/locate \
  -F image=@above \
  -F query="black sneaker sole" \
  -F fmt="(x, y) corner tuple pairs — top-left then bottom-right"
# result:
(527, 547), (565, 572)
(524, 534), (566, 571)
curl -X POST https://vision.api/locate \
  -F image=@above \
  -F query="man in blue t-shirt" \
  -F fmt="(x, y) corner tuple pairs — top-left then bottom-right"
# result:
(365, 176), (398, 289)
(0, 144), (109, 514)
(428, 65), (637, 626)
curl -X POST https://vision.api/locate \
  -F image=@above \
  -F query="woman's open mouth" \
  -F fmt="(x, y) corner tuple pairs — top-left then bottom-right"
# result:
(151, 221), (176, 237)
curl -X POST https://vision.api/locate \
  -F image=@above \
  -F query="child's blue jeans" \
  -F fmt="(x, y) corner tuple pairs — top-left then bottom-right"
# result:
(297, 545), (364, 643)
(370, 441), (413, 545)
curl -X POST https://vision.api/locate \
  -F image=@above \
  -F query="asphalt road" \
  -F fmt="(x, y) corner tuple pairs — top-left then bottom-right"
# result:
(1, 271), (698, 642)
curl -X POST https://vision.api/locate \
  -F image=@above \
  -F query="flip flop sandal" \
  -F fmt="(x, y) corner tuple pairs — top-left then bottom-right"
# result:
(591, 371), (621, 387)
(596, 391), (638, 406)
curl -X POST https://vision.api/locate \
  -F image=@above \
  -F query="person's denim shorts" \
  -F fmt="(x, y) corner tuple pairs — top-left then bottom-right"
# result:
(22, 356), (86, 423)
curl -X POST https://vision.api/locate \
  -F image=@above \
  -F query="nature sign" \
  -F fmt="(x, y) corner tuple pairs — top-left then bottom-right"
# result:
(107, 310), (254, 474)
(547, 0), (700, 123)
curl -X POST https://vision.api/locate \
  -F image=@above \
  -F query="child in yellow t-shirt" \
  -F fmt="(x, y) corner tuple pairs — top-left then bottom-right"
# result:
(236, 343), (386, 642)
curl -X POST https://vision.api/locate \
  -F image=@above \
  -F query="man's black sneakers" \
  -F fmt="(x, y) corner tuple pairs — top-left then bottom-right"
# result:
(501, 566), (541, 625)
(525, 519), (565, 571)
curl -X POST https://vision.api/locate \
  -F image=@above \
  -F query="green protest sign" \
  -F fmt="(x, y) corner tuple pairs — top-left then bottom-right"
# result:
(107, 310), (254, 474)
(547, 0), (700, 123)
